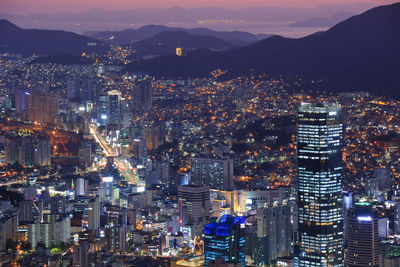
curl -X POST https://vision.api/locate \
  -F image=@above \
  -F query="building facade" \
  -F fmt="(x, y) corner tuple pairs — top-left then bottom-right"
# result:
(178, 185), (210, 237)
(346, 203), (379, 267)
(191, 157), (234, 191)
(204, 215), (246, 267)
(296, 103), (344, 266)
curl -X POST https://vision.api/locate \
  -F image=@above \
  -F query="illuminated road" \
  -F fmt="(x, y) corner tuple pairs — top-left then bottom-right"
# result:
(0, 169), (94, 187)
(89, 124), (141, 185)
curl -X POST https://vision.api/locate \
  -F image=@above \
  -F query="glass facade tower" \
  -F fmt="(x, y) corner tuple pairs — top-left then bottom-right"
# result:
(107, 90), (121, 128)
(204, 215), (246, 267)
(296, 103), (344, 266)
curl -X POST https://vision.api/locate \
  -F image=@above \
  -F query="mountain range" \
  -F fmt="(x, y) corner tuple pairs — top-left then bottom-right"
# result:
(0, 20), (260, 58)
(0, 19), (109, 56)
(0, 3), (373, 33)
(124, 2), (400, 96)
(289, 12), (354, 27)
(85, 25), (269, 46)
(126, 31), (238, 59)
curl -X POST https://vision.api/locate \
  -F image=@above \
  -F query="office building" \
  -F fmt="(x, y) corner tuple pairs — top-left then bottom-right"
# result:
(107, 225), (126, 252)
(75, 178), (86, 196)
(346, 203), (379, 267)
(98, 94), (108, 125)
(374, 168), (392, 192)
(67, 79), (81, 101)
(132, 79), (152, 114)
(88, 196), (100, 232)
(107, 90), (121, 128)
(204, 215), (246, 267)
(296, 103), (344, 266)
(178, 185), (210, 237)
(50, 195), (67, 215)
(256, 202), (292, 265)
(191, 157), (234, 191)
(18, 200), (35, 223)
(378, 217), (389, 239)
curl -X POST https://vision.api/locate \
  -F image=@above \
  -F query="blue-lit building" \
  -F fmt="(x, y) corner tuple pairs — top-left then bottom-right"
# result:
(296, 103), (344, 266)
(204, 215), (246, 267)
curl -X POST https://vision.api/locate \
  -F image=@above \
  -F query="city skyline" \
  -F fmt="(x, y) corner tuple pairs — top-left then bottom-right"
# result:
(0, 0), (399, 266)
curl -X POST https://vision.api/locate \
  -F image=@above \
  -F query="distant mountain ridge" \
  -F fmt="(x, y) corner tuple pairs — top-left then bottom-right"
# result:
(0, 3), (373, 33)
(124, 3), (400, 96)
(86, 25), (270, 46)
(289, 12), (354, 27)
(0, 19), (109, 56)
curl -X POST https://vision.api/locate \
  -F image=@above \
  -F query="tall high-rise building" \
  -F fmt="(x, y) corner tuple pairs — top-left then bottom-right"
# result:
(132, 79), (152, 114)
(191, 157), (234, 191)
(107, 90), (121, 128)
(5, 138), (19, 165)
(88, 196), (100, 232)
(75, 178), (86, 197)
(19, 137), (35, 166)
(18, 200), (35, 223)
(50, 195), (67, 215)
(34, 138), (52, 166)
(53, 214), (71, 246)
(346, 203), (379, 267)
(98, 94), (108, 126)
(0, 212), (18, 251)
(107, 225), (126, 252)
(82, 78), (98, 102)
(24, 92), (58, 125)
(15, 89), (27, 115)
(145, 124), (165, 151)
(178, 185), (210, 237)
(296, 103), (344, 266)
(256, 202), (292, 265)
(394, 201), (400, 235)
(67, 79), (82, 101)
(204, 215), (246, 267)
(5, 137), (51, 167)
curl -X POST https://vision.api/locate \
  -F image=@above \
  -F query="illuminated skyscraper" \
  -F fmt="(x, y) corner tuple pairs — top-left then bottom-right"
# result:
(178, 185), (210, 237)
(256, 202), (292, 265)
(98, 94), (108, 125)
(296, 103), (344, 266)
(107, 90), (121, 128)
(346, 203), (379, 267)
(204, 215), (246, 267)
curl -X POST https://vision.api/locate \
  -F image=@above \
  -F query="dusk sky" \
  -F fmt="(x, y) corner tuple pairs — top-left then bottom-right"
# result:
(1, 0), (398, 14)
